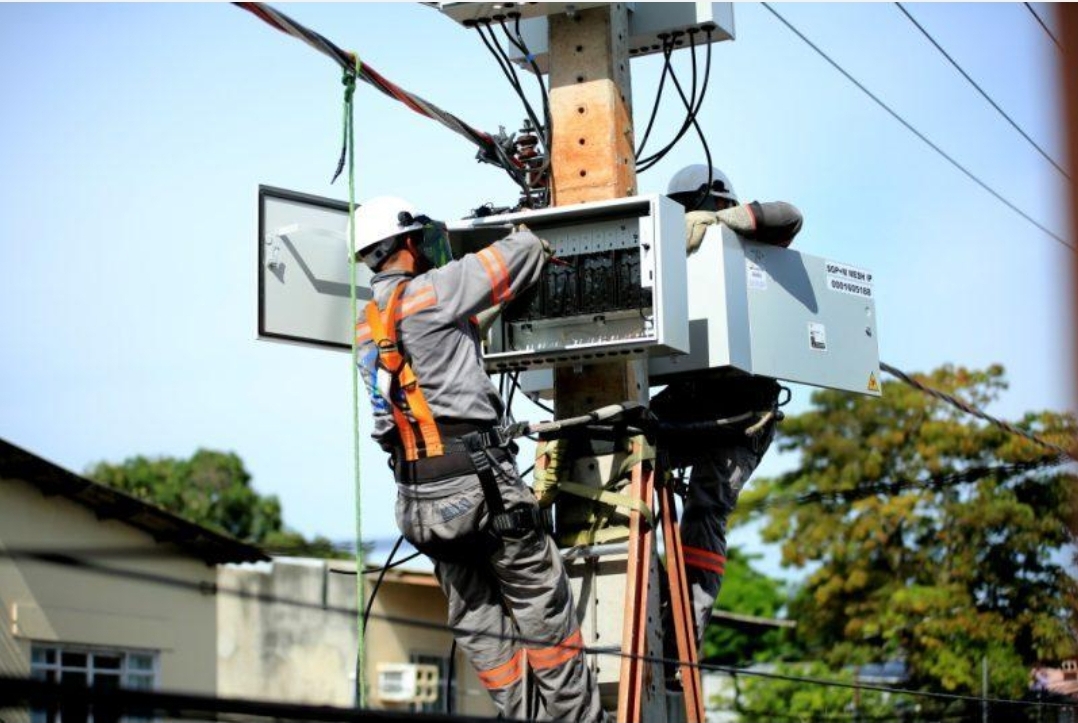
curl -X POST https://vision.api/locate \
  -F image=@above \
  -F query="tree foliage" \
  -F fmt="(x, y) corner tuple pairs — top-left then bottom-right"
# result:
(703, 549), (793, 665)
(734, 364), (1078, 713)
(88, 448), (341, 555)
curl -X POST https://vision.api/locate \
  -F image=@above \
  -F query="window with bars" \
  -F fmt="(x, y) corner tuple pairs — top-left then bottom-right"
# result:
(29, 644), (158, 723)
(409, 652), (455, 714)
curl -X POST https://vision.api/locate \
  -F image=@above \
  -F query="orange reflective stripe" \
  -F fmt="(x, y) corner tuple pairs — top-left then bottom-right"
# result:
(683, 546), (726, 575)
(399, 284), (437, 317)
(527, 629), (583, 671)
(355, 321), (372, 344)
(476, 247), (512, 304)
(477, 650), (525, 690)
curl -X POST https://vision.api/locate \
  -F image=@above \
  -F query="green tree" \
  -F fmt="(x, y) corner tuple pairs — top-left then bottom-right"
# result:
(703, 549), (792, 665)
(735, 364), (1078, 718)
(734, 661), (898, 722)
(88, 448), (341, 555)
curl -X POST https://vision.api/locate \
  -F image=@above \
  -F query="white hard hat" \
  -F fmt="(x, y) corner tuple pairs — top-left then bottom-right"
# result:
(667, 164), (737, 203)
(351, 196), (425, 270)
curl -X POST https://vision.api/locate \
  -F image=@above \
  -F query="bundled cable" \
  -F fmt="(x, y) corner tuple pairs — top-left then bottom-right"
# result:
(234, 2), (529, 191)
(880, 361), (1077, 461)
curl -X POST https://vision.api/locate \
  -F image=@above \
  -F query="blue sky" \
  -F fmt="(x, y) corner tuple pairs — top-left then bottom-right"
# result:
(0, 3), (1071, 567)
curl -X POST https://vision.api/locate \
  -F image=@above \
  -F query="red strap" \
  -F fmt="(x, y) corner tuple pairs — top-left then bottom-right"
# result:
(683, 546), (726, 575)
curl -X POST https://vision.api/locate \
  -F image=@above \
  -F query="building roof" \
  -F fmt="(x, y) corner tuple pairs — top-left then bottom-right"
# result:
(0, 439), (269, 565)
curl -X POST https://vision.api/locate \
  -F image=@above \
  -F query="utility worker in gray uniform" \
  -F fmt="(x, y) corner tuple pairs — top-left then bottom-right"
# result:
(353, 196), (607, 723)
(654, 165), (802, 653)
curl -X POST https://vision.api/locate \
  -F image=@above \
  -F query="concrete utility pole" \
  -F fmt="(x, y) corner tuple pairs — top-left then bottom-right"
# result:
(548, 4), (646, 416)
(545, 7), (677, 721)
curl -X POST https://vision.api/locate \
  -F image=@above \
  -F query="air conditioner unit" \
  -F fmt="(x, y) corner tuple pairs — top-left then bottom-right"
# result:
(376, 663), (440, 704)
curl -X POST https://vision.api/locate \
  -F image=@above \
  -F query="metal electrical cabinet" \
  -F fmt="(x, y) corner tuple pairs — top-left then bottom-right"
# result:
(435, 3), (736, 71)
(649, 226), (882, 396)
(447, 194), (689, 372)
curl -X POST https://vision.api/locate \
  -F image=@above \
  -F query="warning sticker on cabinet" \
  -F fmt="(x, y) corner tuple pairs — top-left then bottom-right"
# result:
(809, 322), (828, 352)
(746, 260), (768, 290)
(826, 261), (873, 299)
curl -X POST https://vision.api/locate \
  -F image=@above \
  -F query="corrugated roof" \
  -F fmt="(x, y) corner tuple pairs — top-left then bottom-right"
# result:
(0, 439), (269, 566)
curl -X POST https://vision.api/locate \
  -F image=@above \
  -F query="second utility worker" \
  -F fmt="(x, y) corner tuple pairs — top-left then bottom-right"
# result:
(654, 163), (803, 657)
(352, 197), (608, 723)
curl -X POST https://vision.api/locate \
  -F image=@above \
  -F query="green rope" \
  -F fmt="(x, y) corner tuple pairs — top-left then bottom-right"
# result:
(343, 55), (368, 710)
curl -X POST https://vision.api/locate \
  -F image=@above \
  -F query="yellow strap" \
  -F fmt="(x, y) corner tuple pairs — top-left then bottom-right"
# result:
(533, 438), (569, 507)
(558, 481), (655, 526)
(558, 525), (631, 547)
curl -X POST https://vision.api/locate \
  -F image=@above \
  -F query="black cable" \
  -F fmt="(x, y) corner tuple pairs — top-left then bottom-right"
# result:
(5, 552), (1075, 712)
(329, 551), (422, 576)
(362, 535), (403, 634)
(507, 368), (555, 416)
(0, 675), (518, 723)
(741, 454), (1068, 514)
(760, 2), (1074, 252)
(638, 31), (714, 174)
(474, 21), (545, 149)
(896, 2), (1070, 180)
(1024, 2), (1062, 51)
(637, 29), (715, 171)
(446, 639), (457, 715)
(637, 29), (715, 169)
(634, 39), (675, 159)
(507, 370), (519, 412)
(501, 15), (552, 156)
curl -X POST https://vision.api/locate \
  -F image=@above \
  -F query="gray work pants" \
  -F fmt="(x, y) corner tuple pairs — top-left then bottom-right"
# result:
(395, 455), (607, 723)
(678, 424), (774, 645)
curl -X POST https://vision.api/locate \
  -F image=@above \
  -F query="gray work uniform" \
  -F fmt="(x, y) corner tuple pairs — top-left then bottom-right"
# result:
(356, 230), (607, 723)
(652, 378), (778, 644)
(654, 200), (798, 649)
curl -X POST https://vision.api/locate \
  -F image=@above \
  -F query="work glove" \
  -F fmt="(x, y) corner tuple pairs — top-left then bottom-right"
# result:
(473, 303), (503, 336)
(685, 210), (718, 255)
(518, 223), (554, 260)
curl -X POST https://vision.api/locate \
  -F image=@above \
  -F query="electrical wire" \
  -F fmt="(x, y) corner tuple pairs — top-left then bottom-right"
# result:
(879, 361), (1077, 460)
(504, 14), (553, 161)
(233, 2), (530, 193)
(6, 547), (1075, 712)
(1024, 2), (1063, 51)
(895, 2), (1070, 181)
(634, 40), (675, 160)
(637, 28), (715, 172)
(760, 2), (1074, 252)
(362, 535), (402, 633)
(740, 454), (1068, 513)
(473, 20), (545, 145)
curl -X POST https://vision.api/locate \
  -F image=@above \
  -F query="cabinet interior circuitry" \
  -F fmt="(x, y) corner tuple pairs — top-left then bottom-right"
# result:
(448, 195), (688, 371)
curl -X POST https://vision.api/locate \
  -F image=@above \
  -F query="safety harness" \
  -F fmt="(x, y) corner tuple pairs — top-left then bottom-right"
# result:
(365, 281), (443, 461)
(365, 281), (544, 536)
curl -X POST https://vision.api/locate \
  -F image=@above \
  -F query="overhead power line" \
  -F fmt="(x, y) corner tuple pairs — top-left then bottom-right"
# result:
(1025, 2), (1063, 52)
(233, 2), (529, 192)
(742, 454), (1068, 513)
(760, 3), (1073, 253)
(880, 361), (1077, 461)
(895, 2), (1070, 181)
(5, 549), (1075, 713)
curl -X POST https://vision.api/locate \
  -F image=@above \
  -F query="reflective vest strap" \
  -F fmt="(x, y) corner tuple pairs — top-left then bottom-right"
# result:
(390, 405), (419, 460)
(366, 281), (443, 461)
(398, 364), (443, 458)
(365, 284), (407, 372)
